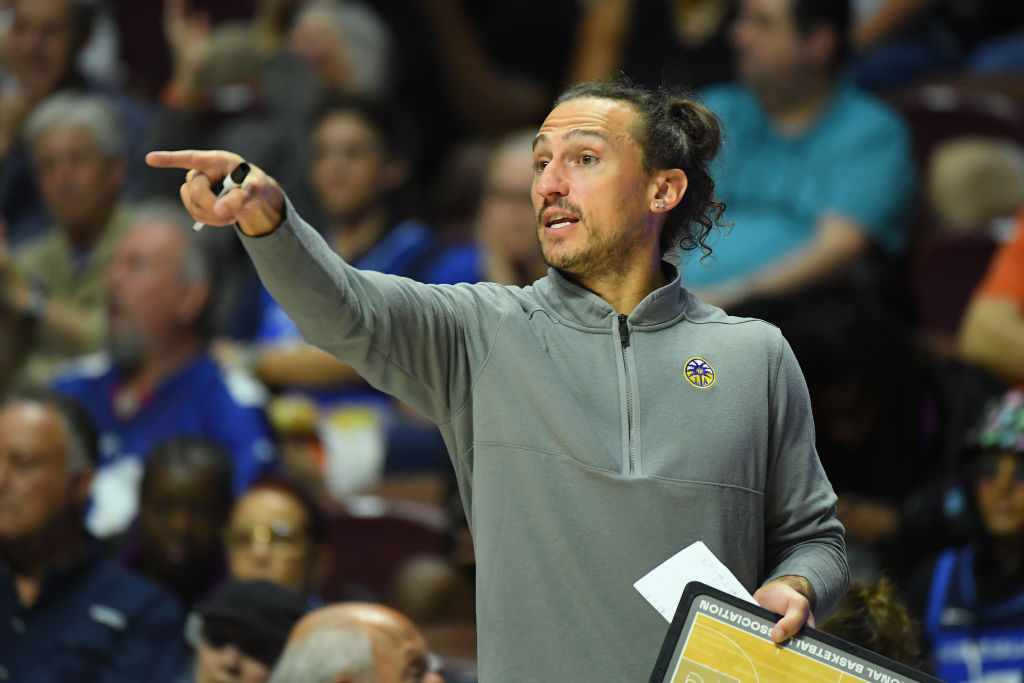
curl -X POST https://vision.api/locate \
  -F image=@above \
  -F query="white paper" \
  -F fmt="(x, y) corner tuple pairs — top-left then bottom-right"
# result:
(634, 541), (757, 623)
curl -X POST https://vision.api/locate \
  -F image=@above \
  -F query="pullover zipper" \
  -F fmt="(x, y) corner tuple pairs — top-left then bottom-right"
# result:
(618, 314), (636, 475)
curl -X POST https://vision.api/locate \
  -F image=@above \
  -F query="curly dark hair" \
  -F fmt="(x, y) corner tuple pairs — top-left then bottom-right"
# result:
(553, 78), (729, 261)
(819, 576), (922, 667)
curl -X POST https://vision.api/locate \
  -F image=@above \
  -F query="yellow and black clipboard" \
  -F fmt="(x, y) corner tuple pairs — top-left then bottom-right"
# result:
(650, 581), (942, 683)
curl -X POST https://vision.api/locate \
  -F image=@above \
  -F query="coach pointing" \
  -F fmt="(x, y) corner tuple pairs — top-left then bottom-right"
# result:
(148, 80), (847, 681)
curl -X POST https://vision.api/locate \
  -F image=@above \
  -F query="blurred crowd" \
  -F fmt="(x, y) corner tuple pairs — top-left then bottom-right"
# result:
(0, 0), (1023, 680)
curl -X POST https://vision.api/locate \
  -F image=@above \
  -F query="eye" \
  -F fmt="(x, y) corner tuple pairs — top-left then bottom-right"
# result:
(533, 158), (549, 172)
(579, 153), (597, 166)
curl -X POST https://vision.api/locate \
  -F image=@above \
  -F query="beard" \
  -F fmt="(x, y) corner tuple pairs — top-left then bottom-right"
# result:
(107, 321), (146, 373)
(537, 198), (640, 283)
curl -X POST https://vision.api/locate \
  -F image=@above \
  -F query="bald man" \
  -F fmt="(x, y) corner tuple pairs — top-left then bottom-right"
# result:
(268, 603), (443, 683)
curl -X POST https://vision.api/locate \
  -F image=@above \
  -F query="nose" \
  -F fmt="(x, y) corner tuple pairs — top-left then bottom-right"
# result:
(533, 160), (568, 202)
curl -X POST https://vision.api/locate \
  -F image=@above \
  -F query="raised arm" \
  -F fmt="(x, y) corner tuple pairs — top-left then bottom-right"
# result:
(145, 150), (503, 427)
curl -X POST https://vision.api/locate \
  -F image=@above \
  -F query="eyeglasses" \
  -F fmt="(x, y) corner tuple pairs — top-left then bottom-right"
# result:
(222, 521), (310, 558)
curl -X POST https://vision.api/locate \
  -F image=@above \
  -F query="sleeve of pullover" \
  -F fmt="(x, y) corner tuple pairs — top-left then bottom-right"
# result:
(762, 333), (849, 621)
(237, 199), (505, 424)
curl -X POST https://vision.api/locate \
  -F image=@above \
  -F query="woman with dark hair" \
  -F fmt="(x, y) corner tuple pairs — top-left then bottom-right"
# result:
(913, 388), (1024, 681)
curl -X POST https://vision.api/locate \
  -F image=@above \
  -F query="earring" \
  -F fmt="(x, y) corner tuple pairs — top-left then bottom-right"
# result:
(656, 202), (665, 209)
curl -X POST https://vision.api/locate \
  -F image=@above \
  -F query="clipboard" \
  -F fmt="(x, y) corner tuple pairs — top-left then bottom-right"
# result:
(650, 581), (942, 683)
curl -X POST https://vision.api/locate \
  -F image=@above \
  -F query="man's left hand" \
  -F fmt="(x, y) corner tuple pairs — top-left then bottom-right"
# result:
(753, 575), (815, 643)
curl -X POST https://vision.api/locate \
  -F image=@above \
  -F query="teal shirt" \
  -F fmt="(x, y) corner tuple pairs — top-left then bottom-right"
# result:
(684, 81), (915, 288)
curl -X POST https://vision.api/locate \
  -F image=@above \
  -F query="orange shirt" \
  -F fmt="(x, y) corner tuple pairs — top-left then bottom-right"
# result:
(976, 212), (1024, 303)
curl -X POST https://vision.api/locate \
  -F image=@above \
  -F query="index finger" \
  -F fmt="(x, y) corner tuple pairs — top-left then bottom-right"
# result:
(145, 149), (243, 177)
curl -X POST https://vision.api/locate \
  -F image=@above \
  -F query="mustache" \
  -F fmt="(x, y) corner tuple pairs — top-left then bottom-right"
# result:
(537, 198), (584, 226)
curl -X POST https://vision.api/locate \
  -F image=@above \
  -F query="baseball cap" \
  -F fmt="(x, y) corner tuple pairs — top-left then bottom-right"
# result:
(190, 579), (308, 666)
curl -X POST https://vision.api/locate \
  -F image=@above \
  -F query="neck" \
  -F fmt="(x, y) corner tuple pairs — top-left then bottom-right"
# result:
(330, 205), (390, 262)
(6, 521), (86, 607)
(122, 336), (203, 395)
(758, 77), (834, 134)
(573, 253), (669, 315)
(66, 203), (116, 249)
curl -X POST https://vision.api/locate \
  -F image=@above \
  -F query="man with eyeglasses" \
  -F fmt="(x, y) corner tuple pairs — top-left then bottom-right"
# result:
(269, 602), (444, 683)
(190, 578), (308, 683)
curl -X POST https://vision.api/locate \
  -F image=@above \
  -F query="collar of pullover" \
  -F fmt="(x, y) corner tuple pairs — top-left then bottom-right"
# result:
(535, 262), (692, 330)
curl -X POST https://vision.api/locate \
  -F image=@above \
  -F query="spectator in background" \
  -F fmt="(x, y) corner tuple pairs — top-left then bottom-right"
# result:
(269, 602), (444, 683)
(233, 95), (470, 499)
(910, 388), (1024, 681)
(286, 0), (395, 104)
(0, 0), (151, 247)
(418, 0), (579, 137)
(1, 0), (92, 246)
(819, 575), (922, 667)
(568, 0), (735, 90)
(472, 129), (547, 287)
(684, 0), (914, 310)
(0, 92), (132, 391)
(223, 478), (329, 601)
(850, 0), (1024, 92)
(958, 210), (1024, 386)
(0, 388), (186, 681)
(120, 437), (234, 610)
(189, 578), (308, 683)
(53, 201), (276, 539)
(771, 286), (1001, 582)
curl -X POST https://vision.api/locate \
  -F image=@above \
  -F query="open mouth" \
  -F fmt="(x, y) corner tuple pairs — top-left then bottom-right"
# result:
(543, 209), (580, 230)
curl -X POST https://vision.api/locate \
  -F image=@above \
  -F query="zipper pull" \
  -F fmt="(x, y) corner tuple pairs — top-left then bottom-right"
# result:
(618, 314), (630, 347)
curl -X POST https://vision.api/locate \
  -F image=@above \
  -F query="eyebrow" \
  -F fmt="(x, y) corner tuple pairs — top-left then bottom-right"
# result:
(532, 128), (611, 151)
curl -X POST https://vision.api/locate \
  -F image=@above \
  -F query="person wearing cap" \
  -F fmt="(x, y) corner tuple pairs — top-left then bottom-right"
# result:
(0, 388), (187, 681)
(912, 388), (1024, 682)
(191, 578), (308, 683)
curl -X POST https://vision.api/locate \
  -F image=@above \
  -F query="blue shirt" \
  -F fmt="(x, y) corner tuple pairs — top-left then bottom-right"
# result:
(684, 81), (915, 288)
(924, 546), (1024, 682)
(53, 353), (277, 537)
(0, 543), (186, 683)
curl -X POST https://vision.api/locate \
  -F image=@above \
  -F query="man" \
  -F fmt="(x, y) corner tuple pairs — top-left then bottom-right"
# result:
(0, 0), (92, 246)
(53, 201), (276, 538)
(0, 0), (150, 248)
(684, 0), (914, 309)
(0, 92), (133, 390)
(190, 578), (309, 683)
(0, 389), (186, 680)
(269, 602), (443, 683)
(120, 437), (235, 610)
(148, 78), (848, 681)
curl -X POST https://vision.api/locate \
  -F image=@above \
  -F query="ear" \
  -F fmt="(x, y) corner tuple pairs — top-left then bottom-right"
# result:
(651, 169), (688, 212)
(175, 279), (211, 326)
